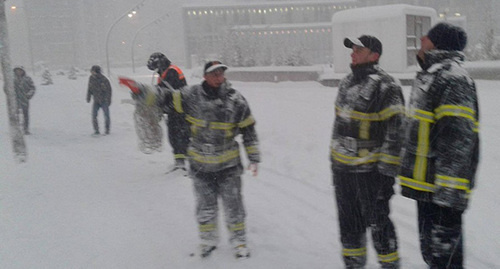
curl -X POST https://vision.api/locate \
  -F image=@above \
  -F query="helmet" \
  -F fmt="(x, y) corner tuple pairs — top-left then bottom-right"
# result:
(147, 52), (170, 71)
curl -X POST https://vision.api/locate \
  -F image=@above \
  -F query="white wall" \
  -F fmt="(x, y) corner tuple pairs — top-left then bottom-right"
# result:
(332, 4), (437, 73)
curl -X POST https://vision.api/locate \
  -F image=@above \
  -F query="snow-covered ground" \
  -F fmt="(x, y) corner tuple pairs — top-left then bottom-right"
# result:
(1, 66), (499, 268)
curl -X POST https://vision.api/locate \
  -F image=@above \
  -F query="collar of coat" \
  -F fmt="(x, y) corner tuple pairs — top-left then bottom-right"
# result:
(350, 62), (379, 82)
(418, 50), (465, 71)
(201, 80), (234, 99)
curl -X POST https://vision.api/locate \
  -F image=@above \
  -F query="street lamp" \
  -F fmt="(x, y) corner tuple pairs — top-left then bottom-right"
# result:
(105, 0), (146, 76)
(10, 4), (35, 75)
(131, 13), (169, 73)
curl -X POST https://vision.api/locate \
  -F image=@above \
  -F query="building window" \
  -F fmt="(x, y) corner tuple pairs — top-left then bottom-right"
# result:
(406, 15), (431, 67)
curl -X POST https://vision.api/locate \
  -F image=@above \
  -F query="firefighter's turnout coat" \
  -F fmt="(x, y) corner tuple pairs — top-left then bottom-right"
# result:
(155, 80), (260, 173)
(330, 63), (405, 177)
(398, 50), (479, 211)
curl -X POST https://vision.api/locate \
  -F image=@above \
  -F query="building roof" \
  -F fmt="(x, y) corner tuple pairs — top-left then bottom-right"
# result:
(182, 0), (357, 9)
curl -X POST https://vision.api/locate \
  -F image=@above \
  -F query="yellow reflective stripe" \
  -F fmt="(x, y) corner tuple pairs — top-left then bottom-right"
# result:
(188, 149), (240, 164)
(342, 247), (367, 257)
(412, 109), (435, 123)
(379, 105), (405, 120)
(336, 105), (404, 122)
(379, 153), (400, 165)
(331, 149), (379, 165)
(228, 223), (245, 232)
(238, 115), (255, 128)
(413, 120), (430, 181)
(398, 175), (435, 192)
(378, 252), (399, 263)
(359, 121), (370, 139)
(434, 105), (479, 133)
(246, 145), (259, 154)
(332, 150), (400, 166)
(145, 91), (157, 106)
(199, 223), (216, 232)
(184, 115), (241, 131)
(185, 115), (206, 127)
(172, 91), (184, 113)
(210, 122), (235, 130)
(435, 174), (471, 192)
(174, 154), (186, 159)
(434, 105), (475, 121)
(336, 106), (379, 121)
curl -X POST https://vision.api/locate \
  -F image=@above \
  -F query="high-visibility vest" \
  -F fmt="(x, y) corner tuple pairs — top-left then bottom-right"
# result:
(158, 64), (185, 84)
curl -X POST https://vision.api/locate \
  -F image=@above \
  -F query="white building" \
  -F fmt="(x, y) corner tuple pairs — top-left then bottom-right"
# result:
(332, 4), (437, 73)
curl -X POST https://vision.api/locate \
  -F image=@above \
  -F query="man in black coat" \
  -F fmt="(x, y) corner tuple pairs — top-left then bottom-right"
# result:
(14, 66), (36, 135)
(86, 65), (112, 135)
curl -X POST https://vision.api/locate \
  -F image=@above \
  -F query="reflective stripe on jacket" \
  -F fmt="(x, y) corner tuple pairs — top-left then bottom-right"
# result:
(330, 64), (405, 177)
(167, 81), (260, 172)
(398, 50), (480, 211)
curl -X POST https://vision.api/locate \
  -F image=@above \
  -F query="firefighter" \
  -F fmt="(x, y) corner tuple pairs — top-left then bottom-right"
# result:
(130, 60), (259, 259)
(147, 52), (190, 171)
(330, 35), (405, 269)
(398, 22), (479, 269)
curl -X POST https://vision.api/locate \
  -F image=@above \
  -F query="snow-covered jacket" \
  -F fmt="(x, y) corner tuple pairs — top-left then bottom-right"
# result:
(155, 80), (260, 172)
(87, 73), (112, 105)
(330, 63), (405, 177)
(398, 50), (480, 211)
(14, 67), (36, 107)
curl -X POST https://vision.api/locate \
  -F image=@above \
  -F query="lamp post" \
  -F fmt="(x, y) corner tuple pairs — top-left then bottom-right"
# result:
(131, 13), (169, 73)
(105, 0), (146, 76)
(10, 4), (35, 75)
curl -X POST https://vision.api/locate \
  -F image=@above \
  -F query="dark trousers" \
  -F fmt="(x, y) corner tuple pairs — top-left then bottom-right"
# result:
(92, 102), (110, 133)
(166, 113), (190, 160)
(333, 171), (399, 269)
(18, 104), (30, 132)
(417, 201), (464, 269)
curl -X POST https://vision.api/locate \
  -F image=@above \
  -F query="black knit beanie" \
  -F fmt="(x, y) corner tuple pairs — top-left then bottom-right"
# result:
(427, 22), (467, 51)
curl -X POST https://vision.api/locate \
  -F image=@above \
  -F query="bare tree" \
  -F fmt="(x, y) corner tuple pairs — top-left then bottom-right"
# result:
(0, 1), (27, 162)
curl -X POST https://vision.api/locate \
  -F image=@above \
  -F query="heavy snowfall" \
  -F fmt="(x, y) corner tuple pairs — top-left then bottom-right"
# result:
(1, 65), (499, 268)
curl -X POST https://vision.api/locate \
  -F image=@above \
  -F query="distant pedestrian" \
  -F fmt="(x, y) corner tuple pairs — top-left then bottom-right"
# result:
(14, 66), (36, 135)
(398, 22), (479, 269)
(86, 65), (112, 135)
(330, 35), (405, 269)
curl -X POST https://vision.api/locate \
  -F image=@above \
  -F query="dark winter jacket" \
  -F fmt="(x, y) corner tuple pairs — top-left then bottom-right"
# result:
(330, 63), (405, 177)
(14, 67), (36, 107)
(398, 50), (480, 211)
(87, 73), (112, 105)
(153, 80), (260, 173)
(157, 64), (187, 114)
